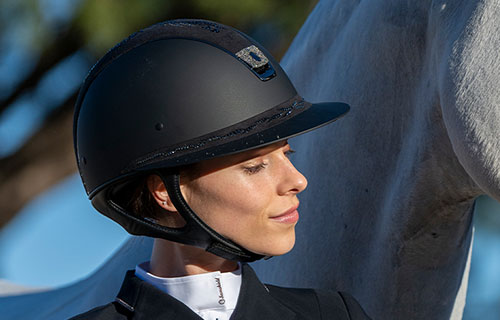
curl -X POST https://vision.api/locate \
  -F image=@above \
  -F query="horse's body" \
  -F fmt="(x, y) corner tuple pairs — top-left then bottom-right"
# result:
(1, 1), (500, 319)
(253, 0), (500, 319)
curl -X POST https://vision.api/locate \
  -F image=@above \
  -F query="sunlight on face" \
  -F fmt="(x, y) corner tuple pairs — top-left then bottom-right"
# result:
(180, 141), (308, 256)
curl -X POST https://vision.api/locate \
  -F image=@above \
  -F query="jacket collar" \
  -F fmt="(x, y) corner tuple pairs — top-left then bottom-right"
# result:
(231, 264), (297, 320)
(114, 264), (296, 320)
(115, 269), (202, 319)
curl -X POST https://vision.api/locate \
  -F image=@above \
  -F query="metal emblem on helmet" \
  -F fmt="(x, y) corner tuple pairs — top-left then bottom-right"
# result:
(235, 45), (275, 81)
(236, 45), (269, 69)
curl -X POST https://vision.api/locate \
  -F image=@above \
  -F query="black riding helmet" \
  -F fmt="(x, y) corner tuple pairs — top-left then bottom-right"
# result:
(74, 19), (349, 262)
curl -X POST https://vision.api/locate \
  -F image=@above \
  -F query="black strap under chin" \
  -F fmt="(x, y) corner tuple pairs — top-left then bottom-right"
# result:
(159, 171), (266, 262)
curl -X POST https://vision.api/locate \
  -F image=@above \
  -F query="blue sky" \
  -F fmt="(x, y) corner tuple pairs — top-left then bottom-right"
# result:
(0, 173), (129, 288)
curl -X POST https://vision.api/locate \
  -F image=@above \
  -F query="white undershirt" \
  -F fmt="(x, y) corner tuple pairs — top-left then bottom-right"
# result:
(135, 262), (242, 320)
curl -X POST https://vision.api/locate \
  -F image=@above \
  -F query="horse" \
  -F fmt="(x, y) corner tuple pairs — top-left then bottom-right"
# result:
(252, 0), (500, 319)
(2, 0), (499, 319)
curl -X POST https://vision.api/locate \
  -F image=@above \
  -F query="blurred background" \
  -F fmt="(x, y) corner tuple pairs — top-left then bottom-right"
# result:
(0, 0), (498, 318)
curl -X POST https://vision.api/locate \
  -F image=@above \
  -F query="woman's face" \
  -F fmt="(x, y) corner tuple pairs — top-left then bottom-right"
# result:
(179, 140), (308, 256)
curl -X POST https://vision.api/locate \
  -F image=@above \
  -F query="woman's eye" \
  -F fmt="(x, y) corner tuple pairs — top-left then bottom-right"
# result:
(284, 148), (296, 158)
(243, 163), (267, 174)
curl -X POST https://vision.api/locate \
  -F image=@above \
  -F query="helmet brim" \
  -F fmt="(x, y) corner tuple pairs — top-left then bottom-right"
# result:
(142, 100), (349, 168)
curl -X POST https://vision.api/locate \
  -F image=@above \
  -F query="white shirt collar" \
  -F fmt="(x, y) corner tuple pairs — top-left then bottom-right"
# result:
(135, 262), (242, 320)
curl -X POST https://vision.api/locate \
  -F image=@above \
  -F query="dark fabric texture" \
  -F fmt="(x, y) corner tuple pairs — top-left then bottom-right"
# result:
(339, 291), (372, 320)
(70, 264), (370, 320)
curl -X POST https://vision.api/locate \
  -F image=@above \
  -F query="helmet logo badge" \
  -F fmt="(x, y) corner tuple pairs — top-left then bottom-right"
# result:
(235, 45), (276, 81)
(236, 45), (268, 69)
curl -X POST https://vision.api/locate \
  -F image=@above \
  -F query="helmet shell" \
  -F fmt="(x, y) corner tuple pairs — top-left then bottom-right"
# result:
(75, 20), (297, 198)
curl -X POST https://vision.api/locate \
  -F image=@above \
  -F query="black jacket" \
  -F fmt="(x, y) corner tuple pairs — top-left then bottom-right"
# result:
(71, 264), (370, 319)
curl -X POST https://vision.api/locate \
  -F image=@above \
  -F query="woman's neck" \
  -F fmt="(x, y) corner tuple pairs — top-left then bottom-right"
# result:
(149, 238), (238, 277)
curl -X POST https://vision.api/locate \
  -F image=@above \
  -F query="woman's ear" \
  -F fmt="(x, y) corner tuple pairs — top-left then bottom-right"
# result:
(146, 175), (177, 212)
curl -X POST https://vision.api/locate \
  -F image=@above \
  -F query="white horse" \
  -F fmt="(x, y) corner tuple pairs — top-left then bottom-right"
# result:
(253, 0), (500, 319)
(1, 0), (499, 319)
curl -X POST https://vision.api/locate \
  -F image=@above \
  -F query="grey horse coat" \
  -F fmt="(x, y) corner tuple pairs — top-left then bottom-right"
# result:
(253, 0), (500, 319)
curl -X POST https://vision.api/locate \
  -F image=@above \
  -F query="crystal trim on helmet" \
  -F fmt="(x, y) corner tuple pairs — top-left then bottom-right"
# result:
(129, 97), (307, 170)
(166, 20), (222, 33)
(235, 45), (269, 69)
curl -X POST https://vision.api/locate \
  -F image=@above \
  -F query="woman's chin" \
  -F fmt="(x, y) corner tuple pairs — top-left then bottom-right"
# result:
(251, 235), (296, 257)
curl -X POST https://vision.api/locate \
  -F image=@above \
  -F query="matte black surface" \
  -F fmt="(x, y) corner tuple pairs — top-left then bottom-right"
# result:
(76, 38), (296, 196)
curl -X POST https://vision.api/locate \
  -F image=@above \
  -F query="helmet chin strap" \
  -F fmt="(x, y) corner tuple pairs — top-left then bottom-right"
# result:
(158, 170), (267, 262)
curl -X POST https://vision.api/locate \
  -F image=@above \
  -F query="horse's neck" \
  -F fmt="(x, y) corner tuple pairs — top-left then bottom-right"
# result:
(284, 0), (483, 209)
(253, 1), (496, 318)
(286, 0), (500, 200)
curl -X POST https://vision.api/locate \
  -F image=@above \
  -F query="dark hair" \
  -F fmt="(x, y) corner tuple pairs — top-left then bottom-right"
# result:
(125, 165), (198, 225)
(126, 176), (162, 221)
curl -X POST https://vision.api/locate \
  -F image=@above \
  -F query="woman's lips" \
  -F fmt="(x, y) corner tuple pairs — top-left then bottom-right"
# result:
(270, 205), (299, 224)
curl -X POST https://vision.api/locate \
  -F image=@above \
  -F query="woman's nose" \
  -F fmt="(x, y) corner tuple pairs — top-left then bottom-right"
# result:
(278, 158), (308, 195)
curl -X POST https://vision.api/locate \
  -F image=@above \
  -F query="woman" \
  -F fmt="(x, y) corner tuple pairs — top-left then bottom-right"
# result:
(72, 19), (370, 319)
